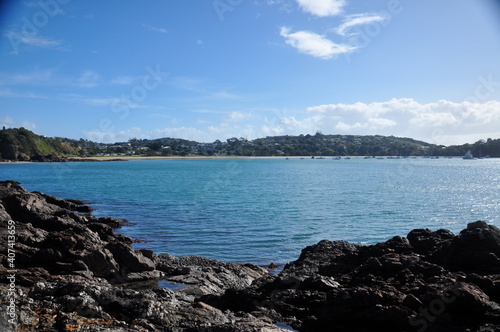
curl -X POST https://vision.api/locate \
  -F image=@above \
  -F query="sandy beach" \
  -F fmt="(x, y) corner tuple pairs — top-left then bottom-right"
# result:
(0, 155), (302, 163)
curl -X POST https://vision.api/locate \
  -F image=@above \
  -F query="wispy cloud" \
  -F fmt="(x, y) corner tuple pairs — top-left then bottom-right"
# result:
(0, 88), (49, 99)
(0, 69), (55, 86)
(0, 115), (37, 130)
(169, 76), (244, 101)
(280, 26), (356, 59)
(296, 0), (345, 17)
(84, 97), (147, 109)
(143, 24), (168, 34)
(335, 13), (387, 36)
(4, 31), (65, 53)
(78, 70), (100, 87)
(110, 76), (136, 85)
(1, 116), (14, 125)
(266, 0), (295, 13)
(225, 112), (254, 122)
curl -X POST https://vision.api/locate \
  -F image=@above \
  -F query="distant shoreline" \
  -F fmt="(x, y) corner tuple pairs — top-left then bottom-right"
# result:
(0, 155), (491, 164)
(72, 155), (291, 161)
(0, 155), (293, 164)
(0, 155), (291, 164)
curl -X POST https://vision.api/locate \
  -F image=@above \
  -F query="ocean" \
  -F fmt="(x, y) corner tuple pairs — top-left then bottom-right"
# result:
(1, 157), (499, 265)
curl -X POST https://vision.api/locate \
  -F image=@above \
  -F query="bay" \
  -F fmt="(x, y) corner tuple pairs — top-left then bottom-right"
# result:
(1, 157), (499, 265)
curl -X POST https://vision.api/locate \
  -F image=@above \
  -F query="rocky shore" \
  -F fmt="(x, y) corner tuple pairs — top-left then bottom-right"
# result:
(1, 181), (500, 331)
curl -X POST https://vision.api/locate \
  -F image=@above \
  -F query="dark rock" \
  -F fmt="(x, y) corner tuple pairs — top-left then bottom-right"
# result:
(207, 222), (500, 332)
(437, 221), (500, 273)
(407, 228), (455, 257)
(0, 181), (283, 331)
(157, 253), (268, 299)
(97, 216), (128, 228)
(2, 181), (500, 331)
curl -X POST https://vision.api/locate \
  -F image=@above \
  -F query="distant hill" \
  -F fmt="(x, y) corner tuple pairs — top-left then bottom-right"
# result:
(1, 127), (499, 161)
(0, 127), (82, 161)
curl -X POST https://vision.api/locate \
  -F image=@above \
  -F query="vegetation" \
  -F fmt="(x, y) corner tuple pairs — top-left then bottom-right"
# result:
(0, 127), (82, 161)
(1, 127), (499, 161)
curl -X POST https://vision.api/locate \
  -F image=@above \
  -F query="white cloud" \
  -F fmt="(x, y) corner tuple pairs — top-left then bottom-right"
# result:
(78, 70), (100, 87)
(0, 88), (49, 99)
(0, 69), (55, 86)
(0, 116), (37, 130)
(143, 24), (168, 34)
(266, 0), (295, 12)
(211, 91), (240, 100)
(110, 76), (136, 85)
(280, 27), (356, 59)
(303, 99), (500, 144)
(335, 13), (387, 36)
(410, 112), (460, 127)
(4, 31), (66, 53)
(82, 99), (500, 145)
(368, 117), (397, 127)
(296, 0), (345, 17)
(1, 116), (14, 125)
(84, 97), (146, 109)
(226, 112), (254, 122)
(22, 121), (37, 130)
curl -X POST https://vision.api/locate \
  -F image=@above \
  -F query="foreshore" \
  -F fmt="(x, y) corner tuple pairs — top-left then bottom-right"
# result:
(0, 155), (477, 164)
(2, 181), (500, 331)
(0, 155), (293, 164)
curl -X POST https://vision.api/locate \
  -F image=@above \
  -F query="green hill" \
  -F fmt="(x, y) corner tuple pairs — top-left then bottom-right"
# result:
(0, 127), (82, 161)
(1, 127), (499, 161)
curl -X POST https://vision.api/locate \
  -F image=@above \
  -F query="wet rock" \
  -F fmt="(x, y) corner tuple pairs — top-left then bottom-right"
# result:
(207, 222), (500, 332)
(0, 181), (283, 331)
(157, 253), (268, 298)
(3, 181), (500, 331)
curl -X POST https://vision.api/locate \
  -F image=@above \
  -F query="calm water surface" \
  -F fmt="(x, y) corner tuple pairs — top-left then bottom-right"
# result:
(1, 158), (499, 264)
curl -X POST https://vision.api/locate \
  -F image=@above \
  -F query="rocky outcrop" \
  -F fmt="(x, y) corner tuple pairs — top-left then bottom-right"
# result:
(205, 222), (500, 331)
(0, 181), (277, 331)
(2, 180), (500, 331)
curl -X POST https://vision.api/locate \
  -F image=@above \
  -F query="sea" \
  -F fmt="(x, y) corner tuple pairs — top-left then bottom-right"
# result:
(1, 157), (499, 265)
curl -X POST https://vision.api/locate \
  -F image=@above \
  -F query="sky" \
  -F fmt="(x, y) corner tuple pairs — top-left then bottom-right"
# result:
(1, 0), (500, 145)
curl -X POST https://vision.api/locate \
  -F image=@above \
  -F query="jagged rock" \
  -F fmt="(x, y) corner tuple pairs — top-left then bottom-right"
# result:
(407, 228), (455, 257)
(157, 253), (268, 298)
(2, 181), (500, 331)
(206, 222), (500, 332)
(437, 221), (500, 273)
(0, 182), (282, 330)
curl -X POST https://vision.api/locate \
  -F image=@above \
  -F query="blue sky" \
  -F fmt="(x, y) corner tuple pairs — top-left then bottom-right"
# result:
(1, 0), (500, 144)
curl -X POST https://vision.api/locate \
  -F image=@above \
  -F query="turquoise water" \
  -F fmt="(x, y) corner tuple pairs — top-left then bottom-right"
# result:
(1, 158), (499, 265)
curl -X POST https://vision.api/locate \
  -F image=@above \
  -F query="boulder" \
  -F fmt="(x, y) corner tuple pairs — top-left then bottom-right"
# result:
(437, 221), (500, 273)
(206, 222), (500, 332)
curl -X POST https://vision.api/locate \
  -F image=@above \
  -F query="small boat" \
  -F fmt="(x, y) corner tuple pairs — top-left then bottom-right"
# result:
(463, 150), (474, 160)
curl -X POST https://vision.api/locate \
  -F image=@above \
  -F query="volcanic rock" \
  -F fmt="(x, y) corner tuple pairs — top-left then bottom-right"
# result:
(2, 181), (500, 331)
